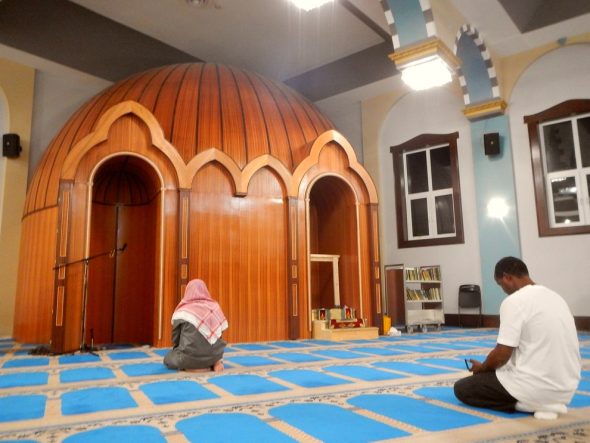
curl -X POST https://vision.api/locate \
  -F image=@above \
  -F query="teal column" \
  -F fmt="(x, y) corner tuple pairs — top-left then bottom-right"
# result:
(470, 115), (521, 314)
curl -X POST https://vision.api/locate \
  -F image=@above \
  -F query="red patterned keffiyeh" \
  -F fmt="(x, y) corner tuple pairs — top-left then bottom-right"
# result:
(172, 279), (228, 344)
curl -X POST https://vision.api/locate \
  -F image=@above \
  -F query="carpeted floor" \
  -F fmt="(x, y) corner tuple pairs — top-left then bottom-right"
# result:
(0, 328), (589, 442)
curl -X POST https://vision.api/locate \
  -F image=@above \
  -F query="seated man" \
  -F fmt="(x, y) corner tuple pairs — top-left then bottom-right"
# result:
(164, 279), (228, 372)
(454, 256), (581, 419)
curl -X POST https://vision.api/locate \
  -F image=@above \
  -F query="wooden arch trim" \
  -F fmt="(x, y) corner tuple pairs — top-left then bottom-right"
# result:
(60, 106), (377, 204)
(239, 154), (293, 196)
(61, 100), (186, 184)
(293, 130), (379, 203)
(185, 148), (242, 192)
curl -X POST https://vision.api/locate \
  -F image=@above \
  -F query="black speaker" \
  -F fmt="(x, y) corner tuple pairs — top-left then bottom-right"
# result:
(3, 133), (22, 158)
(483, 132), (500, 156)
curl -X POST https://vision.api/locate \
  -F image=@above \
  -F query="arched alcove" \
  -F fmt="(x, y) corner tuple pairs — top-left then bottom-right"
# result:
(308, 175), (360, 318)
(85, 155), (161, 346)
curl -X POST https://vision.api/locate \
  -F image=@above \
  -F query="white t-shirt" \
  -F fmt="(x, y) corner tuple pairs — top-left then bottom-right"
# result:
(496, 284), (581, 405)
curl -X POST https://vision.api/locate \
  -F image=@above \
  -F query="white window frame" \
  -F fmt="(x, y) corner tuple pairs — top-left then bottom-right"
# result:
(403, 144), (456, 240)
(539, 112), (590, 228)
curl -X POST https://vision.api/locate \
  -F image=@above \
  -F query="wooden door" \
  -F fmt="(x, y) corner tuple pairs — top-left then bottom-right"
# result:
(85, 156), (160, 346)
(385, 265), (405, 326)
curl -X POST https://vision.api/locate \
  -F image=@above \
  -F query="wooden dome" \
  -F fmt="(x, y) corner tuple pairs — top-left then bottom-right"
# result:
(15, 63), (382, 353)
(24, 63), (333, 215)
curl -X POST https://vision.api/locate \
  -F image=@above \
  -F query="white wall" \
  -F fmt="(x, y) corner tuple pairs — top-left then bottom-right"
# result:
(509, 43), (590, 316)
(377, 87), (482, 314)
(316, 97), (364, 163)
(0, 47), (110, 336)
(29, 69), (111, 178)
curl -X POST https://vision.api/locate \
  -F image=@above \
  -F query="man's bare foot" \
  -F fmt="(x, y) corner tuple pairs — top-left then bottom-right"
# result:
(185, 367), (210, 373)
(212, 360), (224, 372)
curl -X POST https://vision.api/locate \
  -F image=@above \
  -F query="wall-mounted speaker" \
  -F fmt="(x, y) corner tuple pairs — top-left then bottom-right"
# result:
(2, 133), (22, 158)
(483, 132), (500, 156)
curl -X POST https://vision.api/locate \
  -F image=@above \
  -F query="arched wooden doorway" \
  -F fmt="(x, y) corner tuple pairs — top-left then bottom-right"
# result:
(307, 175), (361, 323)
(84, 155), (161, 346)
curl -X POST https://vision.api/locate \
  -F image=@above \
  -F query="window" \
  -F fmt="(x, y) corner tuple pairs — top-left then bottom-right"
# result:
(390, 132), (464, 248)
(524, 100), (590, 236)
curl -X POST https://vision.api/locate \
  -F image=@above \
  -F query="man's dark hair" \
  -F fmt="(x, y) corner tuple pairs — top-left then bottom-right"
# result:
(494, 256), (529, 279)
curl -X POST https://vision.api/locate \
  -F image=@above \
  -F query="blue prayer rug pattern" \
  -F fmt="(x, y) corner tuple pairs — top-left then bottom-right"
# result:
(0, 328), (588, 442)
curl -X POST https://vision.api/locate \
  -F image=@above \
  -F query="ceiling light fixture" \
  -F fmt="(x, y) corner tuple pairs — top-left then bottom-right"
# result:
(289, 0), (333, 12)
(400, 56), (452, 91)
(390, 37), (460, 91)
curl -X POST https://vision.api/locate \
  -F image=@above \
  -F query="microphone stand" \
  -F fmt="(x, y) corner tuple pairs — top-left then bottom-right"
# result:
(53, 243), (127, 356)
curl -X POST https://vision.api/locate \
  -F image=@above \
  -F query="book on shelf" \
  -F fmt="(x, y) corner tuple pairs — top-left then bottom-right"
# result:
(405, 287), (441, 301)
(404, 268), (418, 281)
(405, 266), (440, 281)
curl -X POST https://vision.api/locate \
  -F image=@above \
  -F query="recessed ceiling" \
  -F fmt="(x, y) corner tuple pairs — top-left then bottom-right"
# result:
(0, 0), (589, 102)
(499, 0), (590, 33)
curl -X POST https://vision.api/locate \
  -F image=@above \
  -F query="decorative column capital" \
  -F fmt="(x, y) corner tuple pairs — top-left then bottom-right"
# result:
(462, 98), (508, 120)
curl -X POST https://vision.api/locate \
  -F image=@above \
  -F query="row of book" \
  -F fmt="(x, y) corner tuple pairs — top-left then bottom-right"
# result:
(405, 266), (441, 281)
(405, 287), (442, 301)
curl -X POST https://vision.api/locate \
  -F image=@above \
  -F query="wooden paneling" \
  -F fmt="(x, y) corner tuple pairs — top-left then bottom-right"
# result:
(385, 266), (405, 326)
(152, 65), (189, 141)
(114, 202), (157, 344)
(309, 176), (360, 313)
(16, 63), (385, 351)
(170, 64), (202, 161)
(85, 156), (160, 346)
(232, 67), (270, 162)
(218, 65), (247, 168)
(249, 73), (292, 170)
(310, 261), (335, 308)
(158, 189), (179, 346)
(197, 64), (223, 150)
(86, 203), (117, 344)
(13, 208), (57, 343)
(23, 63), (333, 217)
(189, 163), (289, 343)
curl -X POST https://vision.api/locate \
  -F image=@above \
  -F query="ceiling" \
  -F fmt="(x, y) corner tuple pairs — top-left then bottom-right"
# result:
(0, 0), (589, 102)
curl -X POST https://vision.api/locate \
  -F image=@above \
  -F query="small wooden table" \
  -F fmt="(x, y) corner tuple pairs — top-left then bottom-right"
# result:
(312, 320), (379, 341)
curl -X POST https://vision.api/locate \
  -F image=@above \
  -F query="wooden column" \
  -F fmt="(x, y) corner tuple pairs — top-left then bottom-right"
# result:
(51, 181), (74, 353)
(369, 203), (383, 332)
(178, 189), (191, 302)
(287, 197), (300, 339)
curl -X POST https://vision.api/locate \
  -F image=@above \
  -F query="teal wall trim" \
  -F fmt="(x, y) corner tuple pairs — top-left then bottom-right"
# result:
(386, 0), (428, 47)
(457, 34), (493, 104)
(470, 115), (521, 314)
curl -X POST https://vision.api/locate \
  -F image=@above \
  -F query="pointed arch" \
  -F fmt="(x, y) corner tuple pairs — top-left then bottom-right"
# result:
(62, 100), (185, 184)
(239, 154), (292, 196)
(186, 148), (242, 193)
(453, 24), (500, 105)
(293, 130), (378, 203)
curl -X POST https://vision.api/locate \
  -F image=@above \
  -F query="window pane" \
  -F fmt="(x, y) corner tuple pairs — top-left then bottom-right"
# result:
(577, 116), (590, 168)
(406, 151), (428, 194)
(542, 122), (576, 172)
(410, 198), (429, 236)
(435, 194), (455, 234)
(430, 146), (451, 190)
(551, 176), (579, 224)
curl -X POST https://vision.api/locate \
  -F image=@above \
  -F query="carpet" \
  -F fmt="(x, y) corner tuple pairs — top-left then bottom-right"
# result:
(0, 328), (588, 442)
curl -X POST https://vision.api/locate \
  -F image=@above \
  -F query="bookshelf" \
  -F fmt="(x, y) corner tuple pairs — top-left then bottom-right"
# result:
(404, 265), (444, 333)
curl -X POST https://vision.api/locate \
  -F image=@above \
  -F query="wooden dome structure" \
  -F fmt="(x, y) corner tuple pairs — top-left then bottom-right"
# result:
(14, 63), (382, 353)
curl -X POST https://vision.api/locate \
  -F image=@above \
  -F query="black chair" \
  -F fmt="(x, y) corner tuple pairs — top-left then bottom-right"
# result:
(458, 284), (482, 327)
